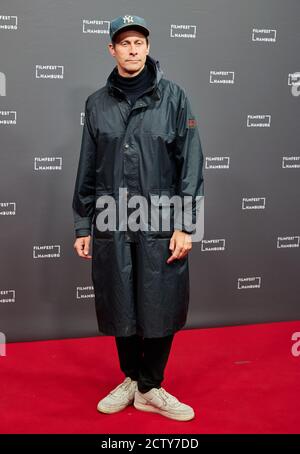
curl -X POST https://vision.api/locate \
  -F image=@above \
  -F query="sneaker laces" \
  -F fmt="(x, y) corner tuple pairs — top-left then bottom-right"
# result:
(157, 387), (181, 407)
(109, 377), (135, 397)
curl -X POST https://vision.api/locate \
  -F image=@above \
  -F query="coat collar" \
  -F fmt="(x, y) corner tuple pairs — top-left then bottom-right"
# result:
(106, 55), (163, 101)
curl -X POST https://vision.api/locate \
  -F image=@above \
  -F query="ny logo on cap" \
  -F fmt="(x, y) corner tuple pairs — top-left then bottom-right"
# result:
(123, 15), (134, 24)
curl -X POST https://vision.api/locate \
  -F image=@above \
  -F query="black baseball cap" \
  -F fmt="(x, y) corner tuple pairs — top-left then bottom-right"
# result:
(109, 15), (150, 41)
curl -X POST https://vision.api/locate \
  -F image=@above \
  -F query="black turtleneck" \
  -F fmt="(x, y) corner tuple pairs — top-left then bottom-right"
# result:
(113, 63), (154, 105)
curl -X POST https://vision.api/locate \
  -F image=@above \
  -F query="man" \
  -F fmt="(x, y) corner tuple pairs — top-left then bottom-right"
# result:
(72, 15), (204, 421)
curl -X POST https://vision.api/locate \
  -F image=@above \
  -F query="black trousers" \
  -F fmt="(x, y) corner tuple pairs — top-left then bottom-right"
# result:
(115, 333), (174, 393)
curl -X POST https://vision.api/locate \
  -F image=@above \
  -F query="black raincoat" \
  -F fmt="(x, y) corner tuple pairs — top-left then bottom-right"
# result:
(72, 55), (204, 338)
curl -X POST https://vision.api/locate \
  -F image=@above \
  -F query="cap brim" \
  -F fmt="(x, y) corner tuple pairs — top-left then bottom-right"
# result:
(112, 24), (149, 41)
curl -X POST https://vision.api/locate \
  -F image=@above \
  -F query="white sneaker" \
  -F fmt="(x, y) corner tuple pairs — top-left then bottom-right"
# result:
(134, 387), (195, 421)
(97, 377), (137, 414)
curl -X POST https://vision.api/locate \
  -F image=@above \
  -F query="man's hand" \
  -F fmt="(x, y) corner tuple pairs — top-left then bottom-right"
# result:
(73, 235), (92, 259)
(167, 230), (192, 264)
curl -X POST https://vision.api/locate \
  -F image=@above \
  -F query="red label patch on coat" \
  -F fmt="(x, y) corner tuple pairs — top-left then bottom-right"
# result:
(188, 118), (197, 128)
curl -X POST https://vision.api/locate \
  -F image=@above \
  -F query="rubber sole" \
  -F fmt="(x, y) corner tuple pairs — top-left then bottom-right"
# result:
(97, 399), (134, 414)
(133, 401), (195, 421)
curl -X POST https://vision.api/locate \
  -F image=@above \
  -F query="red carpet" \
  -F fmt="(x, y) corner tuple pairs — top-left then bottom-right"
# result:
(0, 321), (299, 434)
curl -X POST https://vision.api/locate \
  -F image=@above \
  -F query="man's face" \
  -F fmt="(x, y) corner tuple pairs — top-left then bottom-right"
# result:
(108, 29), (150, 77)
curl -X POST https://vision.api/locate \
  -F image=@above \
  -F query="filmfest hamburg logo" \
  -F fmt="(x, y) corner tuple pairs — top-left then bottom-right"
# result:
(34, 157), (62, 171)
(247, 114), (271, 127)
(205, 157), (230, 169)
(238, 277), (261, 289)
(76, 286), (95, 299)
(33, 245), (61, 259)
(0, 289), (15, 303)
(242, 197), (266, 210)
(0, 111), (16, 125)
(0, 15), (18, 30)
(277, 236), (300, 248)
(35, 65), (64, 79)
(251, 28), (277, 42)
(82, 19), (109, 34)
(0, 202), (16, 215)
(209, 71), (235, 84)
(282, 156), (300, 169)
(170, 24), (196, 39)
(201, 239), (226, 251)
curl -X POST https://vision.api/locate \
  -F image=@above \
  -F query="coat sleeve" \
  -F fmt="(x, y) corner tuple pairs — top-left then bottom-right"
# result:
(174, 89), (204, 234)
(72, 97), (97, 238)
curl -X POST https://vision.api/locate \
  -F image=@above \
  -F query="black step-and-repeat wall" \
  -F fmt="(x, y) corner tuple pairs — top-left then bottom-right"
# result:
(1, 1), (299, 342)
